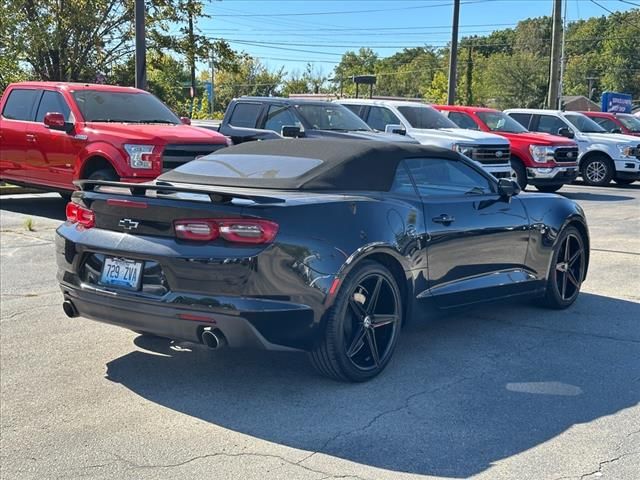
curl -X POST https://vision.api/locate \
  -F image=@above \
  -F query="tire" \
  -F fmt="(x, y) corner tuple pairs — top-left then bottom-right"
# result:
(88, 168), (119, 181)
(59, 192), (73, 201)
(308, 260), (403, 382)
(542, 226), (586, 309)
(581, 155), (613, 186)
(614, 178), (636, 186)
(511, 159), (527, 190)
(535, 184), (562, 193)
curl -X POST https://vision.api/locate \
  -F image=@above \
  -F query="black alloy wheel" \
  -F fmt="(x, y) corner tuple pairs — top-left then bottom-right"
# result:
(309, 261), (402, 382)
(543, 227), (585, 309)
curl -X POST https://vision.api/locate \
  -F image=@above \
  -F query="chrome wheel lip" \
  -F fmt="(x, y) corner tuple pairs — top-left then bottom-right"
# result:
(554, 233), (585, 302)
(585, 161), (607, 182)
(344, 273), (400, 372)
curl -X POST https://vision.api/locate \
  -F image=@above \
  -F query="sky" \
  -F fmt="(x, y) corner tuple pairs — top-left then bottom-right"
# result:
(190, 0), (638, 78)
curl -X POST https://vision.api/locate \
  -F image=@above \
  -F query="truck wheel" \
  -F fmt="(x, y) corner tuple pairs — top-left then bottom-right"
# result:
(511, 160), (527, 190)
(614, 178), (635, 186)
(581, 156), (613, 186)
(535, 184), (562, 193)
(88, 168), (118, 182)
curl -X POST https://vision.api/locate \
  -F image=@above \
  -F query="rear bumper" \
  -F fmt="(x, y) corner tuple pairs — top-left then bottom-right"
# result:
(527, 165), (579, 185)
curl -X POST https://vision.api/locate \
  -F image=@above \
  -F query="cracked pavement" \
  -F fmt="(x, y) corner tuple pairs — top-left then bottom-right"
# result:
(1, 185), (639, 480)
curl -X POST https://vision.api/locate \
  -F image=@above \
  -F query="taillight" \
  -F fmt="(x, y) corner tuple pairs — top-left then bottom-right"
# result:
(174, 218), (278, 244)
(66, 202), (95, 228)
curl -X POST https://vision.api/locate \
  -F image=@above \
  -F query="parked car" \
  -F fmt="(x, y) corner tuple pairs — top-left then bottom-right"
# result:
(580, 111), (640, 137)
(435, 105), (579, 192)
(505, 109), (640, 186)
(335, 99), (513, 179)
(57, 139), (589, 382)
(0, 82), (229, 195)
(217, 97), (418, 144)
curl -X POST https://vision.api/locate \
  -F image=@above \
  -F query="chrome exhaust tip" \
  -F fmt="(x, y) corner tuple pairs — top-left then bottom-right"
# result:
(62, 300), (78, 318)
(201, 328), (227, 350)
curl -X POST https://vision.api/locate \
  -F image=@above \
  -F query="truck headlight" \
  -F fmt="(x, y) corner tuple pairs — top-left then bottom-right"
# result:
(124, 144), (154, 169)
(453, 144), (474, 158)
(529, 145), (555, 163)
(617, 144), (635, 158)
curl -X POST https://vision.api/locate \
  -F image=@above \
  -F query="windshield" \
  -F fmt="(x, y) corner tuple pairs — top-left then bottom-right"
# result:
(295, 104), (371, 131)
(618, 114), (640, 132)
(72, 90), (180, 124)
(397, 106), (458, 129)
(564, 113), (606, 133)
(476, 111), (528, 133)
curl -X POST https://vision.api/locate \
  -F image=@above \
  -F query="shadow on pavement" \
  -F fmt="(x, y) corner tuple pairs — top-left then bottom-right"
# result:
(559, 191), (635, 202)
(0, 195), (66, 221)
(104, 293), (640, 478)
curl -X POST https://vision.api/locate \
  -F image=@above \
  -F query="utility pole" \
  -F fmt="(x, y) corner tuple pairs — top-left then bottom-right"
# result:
(447, 0), (460, 105)
(547, 0), (563, 109)
(187, 3), (196, 115)
(210, 50), (215, 116)
(134, 0), (146, 90)
(465, 45), (473, 105)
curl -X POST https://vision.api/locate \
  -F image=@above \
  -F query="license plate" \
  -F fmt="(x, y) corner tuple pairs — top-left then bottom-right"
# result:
(100, 257), (143, 290)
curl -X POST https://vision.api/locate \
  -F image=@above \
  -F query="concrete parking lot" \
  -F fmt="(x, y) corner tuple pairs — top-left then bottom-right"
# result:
(1, 183), (638, 480)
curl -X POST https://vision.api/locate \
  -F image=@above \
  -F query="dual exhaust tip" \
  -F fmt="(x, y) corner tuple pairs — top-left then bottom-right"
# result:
(64, 300), (227, 350)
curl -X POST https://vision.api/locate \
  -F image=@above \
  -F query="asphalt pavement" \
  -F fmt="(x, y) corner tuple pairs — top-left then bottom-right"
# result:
(1, 184), (639, 480)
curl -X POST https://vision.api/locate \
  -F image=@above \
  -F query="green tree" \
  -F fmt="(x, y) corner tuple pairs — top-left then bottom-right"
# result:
(482, 51), (547, 108)
(332, 48), (379, 96)
(423, 71), (449, 104)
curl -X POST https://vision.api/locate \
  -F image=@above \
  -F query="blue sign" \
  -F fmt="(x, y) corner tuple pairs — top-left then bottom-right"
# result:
(602, 91), (632, 113)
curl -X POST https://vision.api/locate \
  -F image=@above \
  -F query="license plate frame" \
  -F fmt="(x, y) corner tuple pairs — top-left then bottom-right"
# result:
(99, 257), (143, 291)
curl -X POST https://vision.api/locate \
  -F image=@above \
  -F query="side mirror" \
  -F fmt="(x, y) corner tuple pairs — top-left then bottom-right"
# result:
(281, 125), (303, 138)
(44, 112), (71, 133)
(557, 127), (575, 139)
(497, 178), (521, 197)
(385, 124), (406, 135)
(180, 117), (191, 125)
(610, 128), (622, 134)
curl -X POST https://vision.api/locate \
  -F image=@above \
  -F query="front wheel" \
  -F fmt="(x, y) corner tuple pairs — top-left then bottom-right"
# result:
(581, 156), (613, 186)
(535, 184), (563, 193)
(511, 160), (527, 190)
(542, 226), (586, 309)
(309, 261), (403, 382)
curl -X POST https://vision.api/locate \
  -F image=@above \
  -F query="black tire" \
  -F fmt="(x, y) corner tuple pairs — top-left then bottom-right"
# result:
(535, 184), (563, 193)
(58, 192), (73, 201)
(542, 226), (586, 309)
(308, 260), (403, 382)
(581, 155), (613, 186)
(511, 159), (527, 190)
(88, 168), (118, 181)
(614, 178), (636, 186)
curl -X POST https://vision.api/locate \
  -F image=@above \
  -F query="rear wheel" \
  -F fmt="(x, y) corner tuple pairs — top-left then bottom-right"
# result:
(614, 178), (636, 186)
(88, 168), (118, 182)
(581, 155), (613, 186)
(542, 226), (586, 309)
(511, 159), (527, 190)
(309, 261), (403, 382)
(535, 184), (562, 193)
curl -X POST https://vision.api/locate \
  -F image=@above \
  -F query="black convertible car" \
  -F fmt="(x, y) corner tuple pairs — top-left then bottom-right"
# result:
(57, 140), (589, 382)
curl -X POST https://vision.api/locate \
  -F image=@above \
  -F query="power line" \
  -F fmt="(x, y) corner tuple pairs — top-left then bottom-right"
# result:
(202, 22), (519, 33)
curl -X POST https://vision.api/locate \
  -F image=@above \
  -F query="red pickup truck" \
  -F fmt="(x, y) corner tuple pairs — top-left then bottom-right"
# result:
(580, 111), (640, 137)
(435, 105), (579, 192)
(0, 82), (229, 194)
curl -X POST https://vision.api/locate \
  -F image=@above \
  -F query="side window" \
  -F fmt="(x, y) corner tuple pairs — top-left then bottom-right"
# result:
(390, 161), (417, 196)
(404, 158), (494, 197)
(367, 106), (401, 131)
(447, 112), (480, 130)
(342, 104), (364, 118)
(1, 89), (40, 121)
(536, 115), (567, 135)
(594, 117), (617, 131)
(228, 103), (261, 128)
(263, 105), (301, 133)
(35, 91), (72, 122)
(508, 113), (532, 129)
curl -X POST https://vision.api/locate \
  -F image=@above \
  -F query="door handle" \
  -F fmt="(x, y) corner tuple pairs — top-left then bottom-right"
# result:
(432, 214), (455, 224)
(25, 134), (37, 142)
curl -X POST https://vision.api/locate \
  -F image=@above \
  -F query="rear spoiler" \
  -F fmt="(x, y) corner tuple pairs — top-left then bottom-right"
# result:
(74, 180), (286, 204)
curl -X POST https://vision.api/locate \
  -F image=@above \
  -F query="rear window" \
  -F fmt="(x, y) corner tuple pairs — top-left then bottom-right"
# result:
(2, 89), (40, 121)
(172, 154), (323, 179)
(397, 106), (457, 129)
(229, 103), (261, 128)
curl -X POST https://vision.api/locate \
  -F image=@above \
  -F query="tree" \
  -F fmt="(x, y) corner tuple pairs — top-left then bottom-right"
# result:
(482, 51), (547, 108)
(423, 71), (449, 104)
(332, 48), (379, 96)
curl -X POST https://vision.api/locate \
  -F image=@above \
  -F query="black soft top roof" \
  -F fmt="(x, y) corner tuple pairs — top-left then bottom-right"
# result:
(159, 139), (461, 191)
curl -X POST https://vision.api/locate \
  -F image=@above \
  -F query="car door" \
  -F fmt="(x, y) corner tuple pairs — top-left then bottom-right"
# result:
(592, 117), (619, 133)
(446, 111), (481, 130)
(366, 106), (403, 132)
(531, 114), (570, 136)
(218, 101), (277, 143)
(0, 88), (41, 181)
(261, 104), (303, 135)
(404, 157), (532, 307)
(28, 89), (76, 186)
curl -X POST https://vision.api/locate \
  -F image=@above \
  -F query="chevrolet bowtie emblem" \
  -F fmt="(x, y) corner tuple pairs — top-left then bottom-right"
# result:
(118, 218), (139, 230)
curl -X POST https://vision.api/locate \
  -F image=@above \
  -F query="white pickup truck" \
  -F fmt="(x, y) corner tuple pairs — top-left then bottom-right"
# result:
(505, 109), (640, 186)
(336, 99), (513, 179)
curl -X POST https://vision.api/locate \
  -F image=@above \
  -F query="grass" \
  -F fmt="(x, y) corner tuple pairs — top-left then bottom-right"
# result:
(23, 217), (36, 232)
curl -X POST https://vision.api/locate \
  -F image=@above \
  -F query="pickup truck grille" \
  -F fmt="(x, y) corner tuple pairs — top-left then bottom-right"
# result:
(554, 146), (579, 163)
(634, 145), (640, 159)
(162, 143), (226, 171)
(470, 145), (511, 165)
